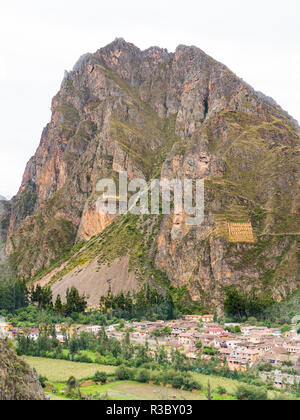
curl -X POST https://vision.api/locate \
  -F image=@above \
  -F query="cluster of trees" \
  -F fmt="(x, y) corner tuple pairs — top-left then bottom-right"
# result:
(235, 384), (268, 400)
(0, 274), (27, 312)
(1, 278), (178, 323)
(114, 365), (202, 391)
(17, 327), (191, 370)
(151, 326), (172, 337)
(224, 286), (275, 321)
(63, 370), (276, 400)
(225, 325), (242, 334)
(30, 285), (87, 316)
(99, 285), (175, 320)
(0, 269), (88, 319)
(63, 368), (205, 400)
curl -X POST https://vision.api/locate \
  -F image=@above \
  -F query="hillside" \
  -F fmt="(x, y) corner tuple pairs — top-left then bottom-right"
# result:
(1, 39), (299, 313)
(0, 340), (45, 400)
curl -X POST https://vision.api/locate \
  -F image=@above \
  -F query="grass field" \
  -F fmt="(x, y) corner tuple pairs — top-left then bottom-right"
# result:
(23, 356), (238, 400)
(24, 356), (291, 400)
(22, 356), (115, 382)
(23, 356), (239, 392)
(52, 380), (210, 400)
(192, 372), (241, 394)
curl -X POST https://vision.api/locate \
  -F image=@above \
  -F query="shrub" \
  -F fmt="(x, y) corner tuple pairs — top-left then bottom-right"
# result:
(281, 324), (291, 334)
(115, 365), (131, 381)
(136, 369), (150, 383)
(74, 354), (92, 363)
(236, 384), (268, 401)
(93, 371), (107, 384)
(183, 379), (202, 391)
(171, 375), (184, 389)
(39, 375), (48, 388)
(217, 385), (227, 395)
(258, 362), (274, 372)
(151, 372), (162, 386)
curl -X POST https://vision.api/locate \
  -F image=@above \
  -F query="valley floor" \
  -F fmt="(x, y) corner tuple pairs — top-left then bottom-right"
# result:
(23, 356), (292, 401)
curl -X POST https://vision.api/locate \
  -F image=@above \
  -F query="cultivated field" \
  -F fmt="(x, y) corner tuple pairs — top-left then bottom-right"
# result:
(23, 356), (115, 382)
(24, 356), (289, 401)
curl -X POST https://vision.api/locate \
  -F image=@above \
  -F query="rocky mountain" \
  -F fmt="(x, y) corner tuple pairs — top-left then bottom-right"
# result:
(0, 199), (10, 261)
(0, 340), (46, 400)
(1, 39), (299, 312)
(0, 196), (7, 201)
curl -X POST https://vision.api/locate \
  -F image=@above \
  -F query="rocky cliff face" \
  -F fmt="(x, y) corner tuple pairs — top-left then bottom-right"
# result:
(0, 199), (10, 261)
(0, 340), (46, 400)
(2, 39), (299, 311)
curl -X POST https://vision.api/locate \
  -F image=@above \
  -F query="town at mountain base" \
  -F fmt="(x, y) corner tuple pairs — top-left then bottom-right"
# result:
(0, 38), (299, 314)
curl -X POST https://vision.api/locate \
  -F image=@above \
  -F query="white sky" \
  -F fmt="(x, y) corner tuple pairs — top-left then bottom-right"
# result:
(0, 0), (299, 198)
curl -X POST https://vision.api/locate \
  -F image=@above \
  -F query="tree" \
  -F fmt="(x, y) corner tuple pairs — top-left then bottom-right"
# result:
(281, 324), (291, 335)
(115, 365), (130, 380)
(93, 371), (107, 384)
(136, 369), (150, 383)
(224, 286), (274, 320)
(217, 385), (227, 395)
(0, 276), (28, 312)
(171, 375), (184, 389)
(235, 384), (268, 401)
(68, 335), (80, 358)
(206, 381), (213, 400)
(65, 287), (87, 316)
(124, 332), (130, 346)
(66, 376), (81, 398)
(38, 375), (48, 389)
(54, 294), (63, 314)
(195, 341), (202, 350)
(30, 285), (52, 310)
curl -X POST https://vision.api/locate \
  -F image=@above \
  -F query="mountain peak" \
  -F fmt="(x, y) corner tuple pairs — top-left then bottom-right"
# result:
(2, 39), (299, 313)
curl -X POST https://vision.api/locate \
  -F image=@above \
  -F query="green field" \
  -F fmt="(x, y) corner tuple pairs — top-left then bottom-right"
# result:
(23, 356), (292, 401)
(23, 356), (237, 400)
(22, 356), (115, 382)
(23, 356), (238, 391)
(52, 380), (214, 400)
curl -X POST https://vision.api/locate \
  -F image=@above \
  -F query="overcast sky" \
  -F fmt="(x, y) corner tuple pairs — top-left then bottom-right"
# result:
(0, 0), (299, 198)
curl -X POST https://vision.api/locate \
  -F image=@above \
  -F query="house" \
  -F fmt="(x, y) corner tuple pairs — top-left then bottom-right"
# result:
(0, 321), (9, 339)
(219, 348), (234, 358)
(257, 341), (273, 354)
(182, 314), (214, 323)
(225, 339), (242, 349)
(205, 327), (225, 336)
(182, 315), (203, 321)
(28, 328), (39, 341)
(106, 325), (115, 332)
(284, 344), (300, 354)
(236, 349), (260, 363)
(226, 356), (249, 372)
(261, 371), (300, 389)
(178, 333), (193, 346)
(263, 347), (289, 365)
(201, 315), (214, 323)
